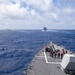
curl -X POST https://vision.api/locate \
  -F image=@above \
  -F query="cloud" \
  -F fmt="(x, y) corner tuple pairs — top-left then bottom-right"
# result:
(0, 0), (75, 29)
(54, 0), (75, 8)
(30, 9), (36, 15)
(24, 0), (52, 11)
(0, 3), (29, 19)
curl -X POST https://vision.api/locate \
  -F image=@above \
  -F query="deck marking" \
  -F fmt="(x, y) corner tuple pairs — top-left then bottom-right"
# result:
(47, 62), (60, 64)
(44, 51), (61, 64)
(35, 56), (44, 57)
(44, 51), (48, 63)
(36, 55), (51, 58)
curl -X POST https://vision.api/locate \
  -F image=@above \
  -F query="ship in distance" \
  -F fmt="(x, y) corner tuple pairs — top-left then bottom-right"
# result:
(43, 27), (47, 31)
(42, 27), (54, 32)
(24, 42), (75, 75)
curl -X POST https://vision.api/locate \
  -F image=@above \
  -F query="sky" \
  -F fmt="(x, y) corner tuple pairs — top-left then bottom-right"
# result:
(0, 0), (75, 29)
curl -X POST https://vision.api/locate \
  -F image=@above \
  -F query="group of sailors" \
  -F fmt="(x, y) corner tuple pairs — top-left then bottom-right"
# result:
(45, 44), (67, 59)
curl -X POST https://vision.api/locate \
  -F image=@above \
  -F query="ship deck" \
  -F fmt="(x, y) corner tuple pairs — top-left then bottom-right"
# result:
(25, 43), (74, 75)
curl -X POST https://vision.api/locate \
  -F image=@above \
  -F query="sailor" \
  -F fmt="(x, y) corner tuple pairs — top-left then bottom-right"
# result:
(65, 50), (67, 53)
(51, 51), (54, 57)
(50, 49), (53, 57)
(57, 52), (61, 58)
(62, 49), (65, 54)
(61, 53), (63, 59)
(45, 47), (48, 52)
(54, 51), (57, 58)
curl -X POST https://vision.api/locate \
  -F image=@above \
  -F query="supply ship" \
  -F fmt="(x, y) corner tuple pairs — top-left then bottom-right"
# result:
(24, 42), (75, 75)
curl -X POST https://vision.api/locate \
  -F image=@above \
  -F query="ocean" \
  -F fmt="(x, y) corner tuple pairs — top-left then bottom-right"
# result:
(0, 30), (75, 75)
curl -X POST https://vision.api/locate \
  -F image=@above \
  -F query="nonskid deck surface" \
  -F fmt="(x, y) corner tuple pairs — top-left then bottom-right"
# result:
(25, 42), (74, 75)
(25, 49), (68, 75)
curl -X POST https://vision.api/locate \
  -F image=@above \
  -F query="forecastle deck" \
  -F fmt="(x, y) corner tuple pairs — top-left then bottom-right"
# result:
(24, 42), (75, 75)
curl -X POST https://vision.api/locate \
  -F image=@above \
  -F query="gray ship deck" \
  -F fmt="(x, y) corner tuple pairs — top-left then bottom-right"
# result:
(25, 43), (74, 75)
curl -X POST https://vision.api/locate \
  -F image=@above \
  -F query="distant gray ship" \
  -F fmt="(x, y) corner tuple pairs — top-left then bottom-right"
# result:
(43, 27), (47, 31)
(42, 27), (54, 32)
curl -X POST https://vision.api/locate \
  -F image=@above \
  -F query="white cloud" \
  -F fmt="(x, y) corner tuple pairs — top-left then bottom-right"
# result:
(0, 0), (12, 4)
(50, 13), (58, 20)
(0, 0), (75, 29)
(25, 0), (52, 11)
(0, 3), (30, 19)
(63, 7), (75, 14)
(30, 9), (35, 15)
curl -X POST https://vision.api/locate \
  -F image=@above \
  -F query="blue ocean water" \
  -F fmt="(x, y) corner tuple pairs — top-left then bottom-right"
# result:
(0, 30), (75, 75)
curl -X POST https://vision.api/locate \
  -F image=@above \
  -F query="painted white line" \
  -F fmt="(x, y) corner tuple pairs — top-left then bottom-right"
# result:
(36, 55), (51, 58)
(44, 51), (48, 63)
(44, 51), (61, 64)
(35, 56), (44, 57)
(47, 62), (60, 64)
